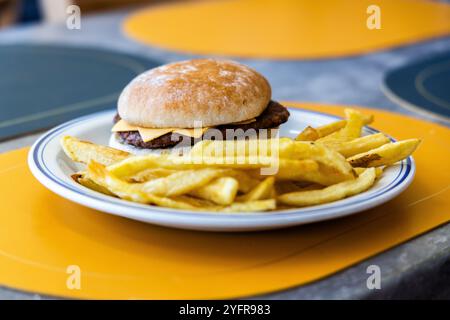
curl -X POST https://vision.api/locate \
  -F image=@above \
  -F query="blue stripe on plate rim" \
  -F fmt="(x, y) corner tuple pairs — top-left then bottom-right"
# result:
(30, 107), (413, 219)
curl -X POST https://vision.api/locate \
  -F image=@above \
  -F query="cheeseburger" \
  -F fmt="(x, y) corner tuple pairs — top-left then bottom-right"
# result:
(110, 59), (290, 153)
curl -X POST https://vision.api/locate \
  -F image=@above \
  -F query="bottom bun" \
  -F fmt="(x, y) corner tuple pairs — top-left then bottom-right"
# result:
(108, 134), (190, 156)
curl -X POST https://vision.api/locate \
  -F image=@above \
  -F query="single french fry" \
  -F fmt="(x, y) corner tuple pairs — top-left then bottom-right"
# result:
(295, 126), (319, 141)
(278, 168), (376, 206)
(127, 168), (176, 182)
(322, 133), (391, 157)
(71, 172), (115, 196)
(354, 166), (383, 178)
(348, 139), (421, 167)
(61, 136), (129, 166)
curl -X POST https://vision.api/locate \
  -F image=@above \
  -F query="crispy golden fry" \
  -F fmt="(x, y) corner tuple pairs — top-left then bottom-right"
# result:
(237, 177), (275, 202)
(343, 108), (366, 138)
(322, 133), (391, 157)
(71, 172), (115, 196)
(296, 113), (373, 141)
(317, 108), (365, 143)
(127, 168), (176, 182)
(354, 167), (383, 178)
(61, 136), (129, 166)
(189, 177), (239, 205)
(278, 168), (376, 206)
(295, 126), (319, 141)
(107, 154), (257, 177)
(348, 139), (421, 167)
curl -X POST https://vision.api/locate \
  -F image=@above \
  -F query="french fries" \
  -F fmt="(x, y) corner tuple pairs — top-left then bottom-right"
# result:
(295, 126), (320, 141)
(354, 166), (384, 178)
(237, 177), (275, 202)
(277, 138), (354, 179)
(107, 154), (320, 182)
(189, 177), (239, 205)
(61, 136), (129, 166)
(61, 107), (420, 213)
(87, 160), (274, 211)
(322, 133), (391, 157)
(296, 111), (373, 141)
(71, 172), (115, 196)
(348, 139), (421, 167)
(278, 168), (377, 206)
(226, 170), (261, 193)
(190, 138), (354, 182)
(316, 108), (365, 143)
(128, 168), (176, 182)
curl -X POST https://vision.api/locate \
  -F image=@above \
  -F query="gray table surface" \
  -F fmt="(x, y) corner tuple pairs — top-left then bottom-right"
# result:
(0, 7), (449, 300)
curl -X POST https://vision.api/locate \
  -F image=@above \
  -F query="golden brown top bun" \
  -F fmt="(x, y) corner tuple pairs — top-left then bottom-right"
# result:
(118, 59), (271, 128)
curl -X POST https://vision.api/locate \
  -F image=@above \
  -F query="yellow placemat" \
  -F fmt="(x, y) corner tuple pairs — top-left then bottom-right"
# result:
(123, 0), (450, 59)
(0, 103), (449, 299)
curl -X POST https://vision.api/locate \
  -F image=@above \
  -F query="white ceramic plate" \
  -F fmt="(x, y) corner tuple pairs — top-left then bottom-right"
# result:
(28, 108), (415, 232)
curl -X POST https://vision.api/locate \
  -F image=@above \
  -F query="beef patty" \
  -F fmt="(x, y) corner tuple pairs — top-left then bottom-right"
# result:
(114, 100), (290, 149)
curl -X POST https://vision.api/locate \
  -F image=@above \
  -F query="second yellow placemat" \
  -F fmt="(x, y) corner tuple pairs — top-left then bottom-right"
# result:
(123, 0), (450, 59)
(0, 103), (449, 299)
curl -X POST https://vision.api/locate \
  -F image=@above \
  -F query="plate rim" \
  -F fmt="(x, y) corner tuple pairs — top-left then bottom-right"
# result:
(28, 107), (415, 230)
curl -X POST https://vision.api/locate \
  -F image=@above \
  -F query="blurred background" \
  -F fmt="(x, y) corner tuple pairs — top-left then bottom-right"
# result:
(0, 0), (168, 26)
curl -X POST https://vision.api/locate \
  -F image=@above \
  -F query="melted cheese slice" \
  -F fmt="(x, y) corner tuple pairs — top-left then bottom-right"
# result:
(173, 128), (209, 139)
(111, 119), (140, 132)
(112, 120), (209, 142)
(137, 128), (175, 142)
